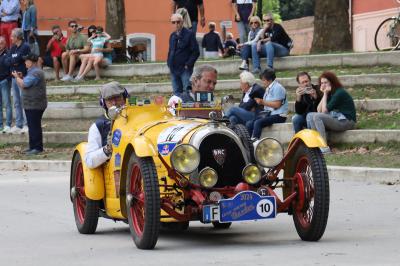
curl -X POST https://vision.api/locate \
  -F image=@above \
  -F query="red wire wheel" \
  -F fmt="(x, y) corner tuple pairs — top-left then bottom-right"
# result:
(126, 154), (160, 249)
(285, 142), (330, 241)
(71, 152), (99, 234)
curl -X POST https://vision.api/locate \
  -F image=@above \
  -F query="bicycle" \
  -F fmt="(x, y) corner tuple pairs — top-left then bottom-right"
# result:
(374, 0), (400, 51)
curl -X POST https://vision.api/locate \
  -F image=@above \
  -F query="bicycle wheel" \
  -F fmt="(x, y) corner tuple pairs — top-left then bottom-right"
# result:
(375, 17), (400, 51)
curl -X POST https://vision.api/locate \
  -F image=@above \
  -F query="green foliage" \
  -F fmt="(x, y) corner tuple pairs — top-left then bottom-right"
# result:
(262, 0), (282, 22)
(280, 0), (314, 20)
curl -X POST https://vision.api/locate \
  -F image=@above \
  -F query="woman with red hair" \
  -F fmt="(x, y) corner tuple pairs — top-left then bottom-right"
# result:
(306, 71), (356, 150)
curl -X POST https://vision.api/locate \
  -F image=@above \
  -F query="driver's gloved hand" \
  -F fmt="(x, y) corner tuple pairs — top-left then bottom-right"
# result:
(103, 132), (113, 157)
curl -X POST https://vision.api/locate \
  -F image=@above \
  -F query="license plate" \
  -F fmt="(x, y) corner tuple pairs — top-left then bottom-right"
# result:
(203, 191), (276, 223)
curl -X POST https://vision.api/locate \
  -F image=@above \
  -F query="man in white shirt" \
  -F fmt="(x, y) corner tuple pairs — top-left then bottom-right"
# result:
(85, 82), (127, 169)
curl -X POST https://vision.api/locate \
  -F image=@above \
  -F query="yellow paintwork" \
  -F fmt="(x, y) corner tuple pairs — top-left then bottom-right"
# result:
(75, 143), (105, 200)
(288, 129), (328, 148)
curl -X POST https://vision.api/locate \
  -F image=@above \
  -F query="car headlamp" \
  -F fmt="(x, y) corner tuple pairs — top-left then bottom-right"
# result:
(170, 144), (200, 174)
(242, 164), (262, 185)
(254, 138), (284, 168)
(199, 167), (218, 188)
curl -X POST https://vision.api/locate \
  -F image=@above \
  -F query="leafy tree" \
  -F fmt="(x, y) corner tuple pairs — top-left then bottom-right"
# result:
(261, 0), (282, 22)
(311, 0), (352, 53)
(280, 0), (314, 20)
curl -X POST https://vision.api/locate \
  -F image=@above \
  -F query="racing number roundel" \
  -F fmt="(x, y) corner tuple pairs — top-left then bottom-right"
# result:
(256, 199), (274, 218)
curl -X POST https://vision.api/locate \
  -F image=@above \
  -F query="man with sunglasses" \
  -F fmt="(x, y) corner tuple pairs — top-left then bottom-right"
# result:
(42, 25), (66, 80)
(167, 13), (200, 97)
(61, 20), (88, 82)
(251, 14), (292, 72)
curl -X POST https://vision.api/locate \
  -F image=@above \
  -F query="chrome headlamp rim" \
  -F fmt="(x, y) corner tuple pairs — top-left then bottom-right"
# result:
(242, 164), (262, 185)
(254, 137), (284, 168)
(170, 143), (200, 174)
(198, 167), (218, 188)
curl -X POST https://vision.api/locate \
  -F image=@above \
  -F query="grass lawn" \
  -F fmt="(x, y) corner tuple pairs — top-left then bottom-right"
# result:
(356, 110), (400, 129)
(46, 65), (400, 86)
(1, 142), (399, 168)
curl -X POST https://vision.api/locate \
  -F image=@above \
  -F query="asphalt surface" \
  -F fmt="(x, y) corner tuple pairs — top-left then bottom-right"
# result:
(0, 171), (399, 266)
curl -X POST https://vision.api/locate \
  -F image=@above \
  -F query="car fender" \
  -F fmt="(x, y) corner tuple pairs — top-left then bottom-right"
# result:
(133, 135), (157, 157)
(288, 129), (328, 149)
(74, 143), (105, 200)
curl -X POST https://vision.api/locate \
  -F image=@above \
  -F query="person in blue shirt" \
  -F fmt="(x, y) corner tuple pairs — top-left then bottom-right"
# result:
(167, 13), (200, 97)
(246, 67), (288, 141)
(11, 52), (47, 155)
(0, 0), (21, 48)
(7, 27), (30, 134)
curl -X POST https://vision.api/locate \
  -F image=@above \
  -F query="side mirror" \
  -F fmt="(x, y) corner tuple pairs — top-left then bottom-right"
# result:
(107, 106), (119, 120)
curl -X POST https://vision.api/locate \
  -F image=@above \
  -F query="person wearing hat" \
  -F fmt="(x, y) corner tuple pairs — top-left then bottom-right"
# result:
(11, 52), (47, 155)
(85, 81), (128, 169)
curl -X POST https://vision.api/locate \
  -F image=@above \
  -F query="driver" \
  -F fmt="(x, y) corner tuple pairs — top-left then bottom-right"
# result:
(85, 81), (127, 169)
(168, 64), (217, 110)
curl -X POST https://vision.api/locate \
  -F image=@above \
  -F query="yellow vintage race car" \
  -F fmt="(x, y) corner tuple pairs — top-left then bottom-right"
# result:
(70, 96), (330, 250)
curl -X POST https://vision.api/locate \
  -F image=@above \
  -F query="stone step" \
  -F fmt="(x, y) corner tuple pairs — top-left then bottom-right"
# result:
(46, 73), (400, 96)
(43, 51), (400, 79)
(1, 127), (399, 145)
(42, 98), (400, 119)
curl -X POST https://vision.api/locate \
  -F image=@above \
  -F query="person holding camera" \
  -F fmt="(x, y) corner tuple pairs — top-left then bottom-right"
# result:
(61, 20), (88, 82)
(292, 71), (322, 133)
(74, 26), (111, 81)
(11, 52), (47, 155)
(41, 25), (66, 80)
(246, 68), (287, 142)
(232, 0), (257, 45)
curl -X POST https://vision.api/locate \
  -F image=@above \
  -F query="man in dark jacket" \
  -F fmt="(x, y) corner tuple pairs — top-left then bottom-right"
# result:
(225, 71), (264, 126)
(201, 22), (223, 59)
(251, 13), (292, 72)
(8, 27), (30, 134)
(0, 36), (12, 133)
(12, 53), (46, 154)
(167, 13), (200, 97)
(292, 71), (322, 133)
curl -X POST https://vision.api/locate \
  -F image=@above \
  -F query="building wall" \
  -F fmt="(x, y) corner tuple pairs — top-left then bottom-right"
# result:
(35, 0), (237, 61)
(281, 16), (314, 55)
(352, 0), (399, 51)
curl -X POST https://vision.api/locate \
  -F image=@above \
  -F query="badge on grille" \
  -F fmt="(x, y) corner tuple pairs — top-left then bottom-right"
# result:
(212, 149), (227, 166)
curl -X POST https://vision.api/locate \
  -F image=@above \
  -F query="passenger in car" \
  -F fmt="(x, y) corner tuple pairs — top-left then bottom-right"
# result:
(246, 67), (288, 141)
(85, 82), (128, 169)
(224, 71), (264, 126)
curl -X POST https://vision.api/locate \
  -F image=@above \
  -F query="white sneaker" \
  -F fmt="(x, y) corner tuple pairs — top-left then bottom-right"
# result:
(10, 126), (22, 134)
(2, 126), (11, 133)
(61, 75), (73, 82)
(21, 125), (29, 134)
(239, 60), (249, 71)
(72, 75), (83, 82)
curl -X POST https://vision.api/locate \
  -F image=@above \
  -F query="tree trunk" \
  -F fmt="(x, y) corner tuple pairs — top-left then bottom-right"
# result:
(106, 0), (126, 52)
(311, 0), (352, 53)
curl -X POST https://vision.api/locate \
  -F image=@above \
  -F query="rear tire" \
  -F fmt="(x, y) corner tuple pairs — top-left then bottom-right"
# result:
(126, 154), (160, 249)
(71, 153), (100, 234)
(286, 143), (329, 241)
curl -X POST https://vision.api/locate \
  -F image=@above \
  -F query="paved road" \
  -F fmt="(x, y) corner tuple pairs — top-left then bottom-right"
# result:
(0, 171), (399, 266)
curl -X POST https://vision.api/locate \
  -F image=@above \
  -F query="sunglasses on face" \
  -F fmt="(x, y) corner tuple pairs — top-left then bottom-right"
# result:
(70, 24), (78, 28)
(263, 19), (272, 22)
(250, 22), (259, 25)
(171, 21), (181, 24)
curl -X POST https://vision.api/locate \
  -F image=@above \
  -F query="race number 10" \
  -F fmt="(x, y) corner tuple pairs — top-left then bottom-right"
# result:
(256, 199), (274, 218)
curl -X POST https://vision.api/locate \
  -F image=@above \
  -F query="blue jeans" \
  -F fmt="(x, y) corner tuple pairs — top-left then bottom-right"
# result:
(170, 69), (193, 96)
(25, 109), (45, 151)
(246, 114), (287, 139)
(252, 41), (289, 69)
(236, 21), (249, 44)
(12, 78), (25, 128)
(0, 79), (12, 128)
(292, 114), (307, 133)
(191, 21), (198, 35)
(240, 44), (252, 61)
(226, 106), (256, 126)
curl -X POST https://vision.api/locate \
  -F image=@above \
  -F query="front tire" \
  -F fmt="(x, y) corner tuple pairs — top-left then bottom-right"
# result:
(126, 154), (160, 249)
(375, 17), (400, 51)
(288, 143), (329, 241)
(71, 153), (100, 234)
